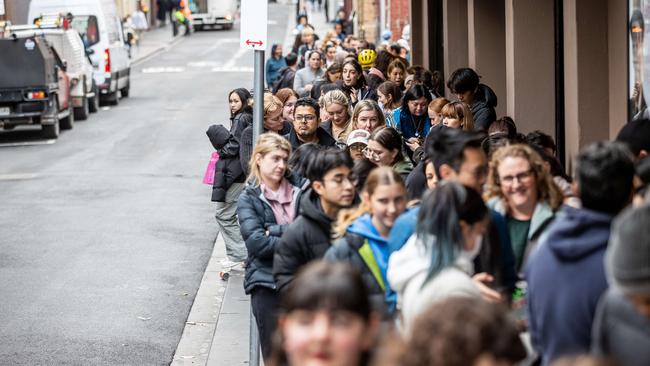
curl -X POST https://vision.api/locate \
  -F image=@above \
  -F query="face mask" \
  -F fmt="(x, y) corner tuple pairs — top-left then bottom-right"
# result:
(460, 234), (483, 262)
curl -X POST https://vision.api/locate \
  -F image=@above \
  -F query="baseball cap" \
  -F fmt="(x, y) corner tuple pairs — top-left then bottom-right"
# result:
(347, 129), (370, 146)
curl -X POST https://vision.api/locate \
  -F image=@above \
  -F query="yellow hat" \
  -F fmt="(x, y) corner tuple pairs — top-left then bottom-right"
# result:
(358, 49), (376, 69)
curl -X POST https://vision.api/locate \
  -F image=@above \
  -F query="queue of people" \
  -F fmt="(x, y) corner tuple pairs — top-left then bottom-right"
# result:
(205, 9), (650, 366)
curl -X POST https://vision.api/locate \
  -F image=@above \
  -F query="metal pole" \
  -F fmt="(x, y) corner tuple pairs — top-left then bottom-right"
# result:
(249, 48), (264, 366)
(249, 308), (261, 366)
(252, 49), (265, 145)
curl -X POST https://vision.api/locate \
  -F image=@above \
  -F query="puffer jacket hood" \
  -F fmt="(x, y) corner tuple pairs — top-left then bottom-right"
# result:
(206, 124), (230, 150)
(546, 205), (613, 261)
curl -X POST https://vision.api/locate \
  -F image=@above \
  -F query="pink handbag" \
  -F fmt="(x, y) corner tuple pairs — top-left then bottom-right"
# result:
(202, 152), (220, 185)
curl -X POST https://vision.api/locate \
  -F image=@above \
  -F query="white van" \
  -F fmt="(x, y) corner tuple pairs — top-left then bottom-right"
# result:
(28, 0), (131, 105)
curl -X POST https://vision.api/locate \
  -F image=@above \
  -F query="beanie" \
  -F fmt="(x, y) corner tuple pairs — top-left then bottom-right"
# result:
(606, 204), (650, 295)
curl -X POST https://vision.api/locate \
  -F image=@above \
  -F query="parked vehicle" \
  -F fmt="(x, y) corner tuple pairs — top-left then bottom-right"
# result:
(9, 15), (98, 120)
(28, 0), (131, 106)
(0, 34), (73, 138)
(190, 0), (238, 31)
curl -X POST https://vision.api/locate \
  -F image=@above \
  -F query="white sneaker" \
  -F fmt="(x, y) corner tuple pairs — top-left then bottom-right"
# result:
(220, 259), (244, 270)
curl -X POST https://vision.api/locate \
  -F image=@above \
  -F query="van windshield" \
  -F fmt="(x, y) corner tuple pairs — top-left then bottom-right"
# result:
(70, 15), (99, 48)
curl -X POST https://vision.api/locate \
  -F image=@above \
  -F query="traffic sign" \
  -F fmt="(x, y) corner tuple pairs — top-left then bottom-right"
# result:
(240, 0), (268, 50)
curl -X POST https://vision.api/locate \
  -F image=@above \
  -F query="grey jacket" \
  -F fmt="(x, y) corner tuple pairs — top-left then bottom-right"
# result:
(293, 67), (324, 97)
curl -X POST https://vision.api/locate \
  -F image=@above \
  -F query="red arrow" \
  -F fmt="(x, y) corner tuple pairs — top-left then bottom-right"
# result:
(246, 39), (263, 47)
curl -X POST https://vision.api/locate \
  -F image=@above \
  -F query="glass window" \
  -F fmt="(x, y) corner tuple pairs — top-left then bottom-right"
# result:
(71, 15), (100, 48)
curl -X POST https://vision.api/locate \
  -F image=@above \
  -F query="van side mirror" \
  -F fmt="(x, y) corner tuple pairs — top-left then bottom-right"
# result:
(85, 48), (95, 56)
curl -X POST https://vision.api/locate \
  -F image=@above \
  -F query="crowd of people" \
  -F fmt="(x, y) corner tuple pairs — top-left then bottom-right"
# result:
(206, 8), (650, 366)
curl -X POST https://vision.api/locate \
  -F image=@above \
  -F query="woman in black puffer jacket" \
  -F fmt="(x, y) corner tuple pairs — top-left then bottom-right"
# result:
(237, 133), (308, 360)
(207, 88), (252, 265)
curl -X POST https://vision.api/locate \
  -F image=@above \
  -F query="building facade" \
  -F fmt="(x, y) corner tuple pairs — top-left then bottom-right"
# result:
(409, 0), (631, 167)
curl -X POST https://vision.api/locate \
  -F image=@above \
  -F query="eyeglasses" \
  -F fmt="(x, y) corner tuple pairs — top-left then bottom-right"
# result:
(499, 169), (534, 186)
(294, 114), (317, 122)
(349, 144), (365, 152)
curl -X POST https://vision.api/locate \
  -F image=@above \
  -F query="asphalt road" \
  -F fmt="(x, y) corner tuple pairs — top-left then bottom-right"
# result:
(0, 4), (291, 365)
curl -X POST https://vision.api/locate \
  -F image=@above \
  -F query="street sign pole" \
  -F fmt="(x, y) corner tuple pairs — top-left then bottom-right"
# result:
(253, 49), (264, 143)
(240, 1), (267, 365)
(240, 0), (268, 147)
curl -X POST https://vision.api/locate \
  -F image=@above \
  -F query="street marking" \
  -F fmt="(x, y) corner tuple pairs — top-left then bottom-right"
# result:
(0, 140), (56, 147)
(187, 61), (219, 67)
(0, 173), (39, 181)
(142, 66), (186, 73)
(223, 47), (249, 68)
(210, 66), (253, 73)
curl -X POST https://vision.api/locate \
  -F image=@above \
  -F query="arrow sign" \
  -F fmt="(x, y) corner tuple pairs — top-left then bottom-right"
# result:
(246, 40), (263, 47)
(240, 0), (268, 50)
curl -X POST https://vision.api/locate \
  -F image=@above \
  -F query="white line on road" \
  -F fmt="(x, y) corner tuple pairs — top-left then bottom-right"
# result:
(223, 47), (250, 69)
(0, 173), (39, 181)
(0, 140), (56, 148)
(142, 66), (186, 73)
(210, 66), (254, 73)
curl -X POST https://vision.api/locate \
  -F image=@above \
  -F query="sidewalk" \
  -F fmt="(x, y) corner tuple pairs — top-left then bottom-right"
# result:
(131, 24), (185, 65)
(171, 235), (251, 366)
(282, 1), (333, 53)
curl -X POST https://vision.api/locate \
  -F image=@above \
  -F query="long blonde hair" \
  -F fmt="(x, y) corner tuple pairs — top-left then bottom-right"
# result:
(484, 144), (564, 211)
(247, 132), (292, 186)
(321, 89), (353, 140)
(333, 167), (405, 239)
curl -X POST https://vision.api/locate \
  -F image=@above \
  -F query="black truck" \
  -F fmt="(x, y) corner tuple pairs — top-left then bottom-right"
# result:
(0, 34), (72, 138)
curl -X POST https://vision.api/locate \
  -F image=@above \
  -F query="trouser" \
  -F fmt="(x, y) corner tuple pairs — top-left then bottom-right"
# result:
(214, 182), (247, 262)
(251, 286), (280, 360)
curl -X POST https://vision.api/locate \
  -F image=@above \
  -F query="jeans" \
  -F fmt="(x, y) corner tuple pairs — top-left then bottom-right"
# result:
(214, 182), (247, 262)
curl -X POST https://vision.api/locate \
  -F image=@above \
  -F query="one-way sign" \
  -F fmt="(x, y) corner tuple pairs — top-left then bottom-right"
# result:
(240, 0), (268, 50)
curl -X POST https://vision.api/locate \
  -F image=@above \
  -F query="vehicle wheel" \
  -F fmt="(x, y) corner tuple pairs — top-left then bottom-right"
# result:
(89, 83), (100, 113)
(42, 121), (60, 139)
(74, 97), (89, 120)
(194, 25), (202, 32)
(60, 106), (75, 130)
(224, 23), (233, 30)
(101, 90), (119, 106)
(120, 84), (130, 98)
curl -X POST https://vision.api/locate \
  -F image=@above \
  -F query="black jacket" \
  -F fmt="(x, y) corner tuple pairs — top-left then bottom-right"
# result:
(207, 111), (251, 202)
(471, 84), (498, 131)
(237, 174), (309, 294)
(325, 233), (387, 315)
(284, 126), (337, 150)
(273, 189), (334, 293)
(272, 66), (297, 94)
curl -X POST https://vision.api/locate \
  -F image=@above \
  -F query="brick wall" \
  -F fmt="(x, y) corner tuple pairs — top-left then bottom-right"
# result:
(388, 0), (409, 41)
(358, 0), (379, 42)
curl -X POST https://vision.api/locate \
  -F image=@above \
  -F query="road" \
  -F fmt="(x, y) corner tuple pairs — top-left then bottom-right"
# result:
(0, 4), (291, 364)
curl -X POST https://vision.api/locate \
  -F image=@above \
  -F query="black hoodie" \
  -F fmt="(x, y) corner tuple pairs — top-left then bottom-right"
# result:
(273, 189), (334, 293)
(471, 83), (498, 131)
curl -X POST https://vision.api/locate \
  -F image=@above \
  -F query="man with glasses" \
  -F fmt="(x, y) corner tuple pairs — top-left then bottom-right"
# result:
(284, 98), (336, 149)
(273, 149), (355, 292)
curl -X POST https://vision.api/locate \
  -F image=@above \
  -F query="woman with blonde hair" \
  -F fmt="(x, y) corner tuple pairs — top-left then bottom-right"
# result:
(326, 167), (408, 315)
(351, 100), (385, 133)
(484, 144), (564, 272)
(240, 93), (286, 176)
(237, 132), (309, 361)
(320, 89), (353, 142)
(441, 101), (474, 131)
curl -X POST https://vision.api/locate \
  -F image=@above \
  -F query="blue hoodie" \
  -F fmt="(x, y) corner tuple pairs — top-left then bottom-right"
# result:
(525, 205), (613, 366)
(348, 214), (392, 292)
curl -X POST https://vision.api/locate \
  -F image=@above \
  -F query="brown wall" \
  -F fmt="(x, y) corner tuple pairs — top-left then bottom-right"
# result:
(505, 0), (555, 137)
(442, 0), (468, 88)
(468, 0), (506, 118)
